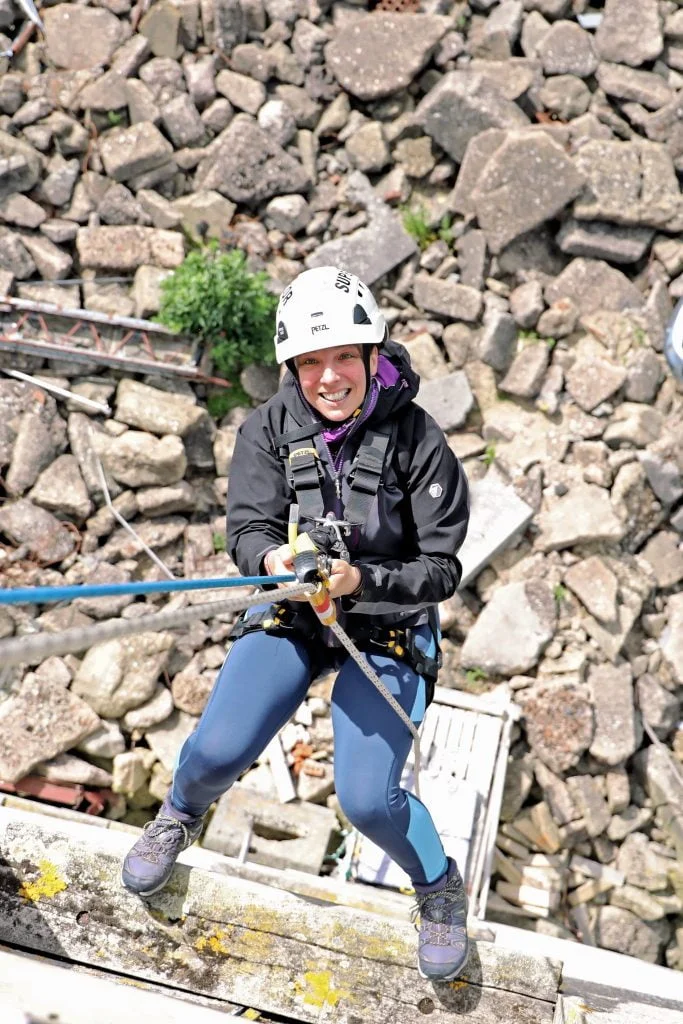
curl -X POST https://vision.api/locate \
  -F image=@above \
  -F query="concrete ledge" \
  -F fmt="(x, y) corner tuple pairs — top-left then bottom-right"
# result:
(0, 806), (560, 1024)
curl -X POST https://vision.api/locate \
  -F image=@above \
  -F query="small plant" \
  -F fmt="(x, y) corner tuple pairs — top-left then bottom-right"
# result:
(482, 443), (496, 467)
(546, 335), (557, 351)
(401, 206), (456, 251)
(401, 204), (434, 250)
(212, 531), (227, 553)
(157, 244), (278, 384)
(465, 667), (488, 687)
(437, 213), (454, 246)
(553, 583), (568, 604)
(632, 326), (646, 347)
(107, 110), (124, 126)
(518, 329), (540, 342)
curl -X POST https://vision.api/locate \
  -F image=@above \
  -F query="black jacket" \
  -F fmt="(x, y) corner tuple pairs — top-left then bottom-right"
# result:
(226, 340), (470, 635)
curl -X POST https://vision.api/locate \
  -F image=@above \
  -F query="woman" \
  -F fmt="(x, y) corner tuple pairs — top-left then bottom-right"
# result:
(122, 265), (471, 982)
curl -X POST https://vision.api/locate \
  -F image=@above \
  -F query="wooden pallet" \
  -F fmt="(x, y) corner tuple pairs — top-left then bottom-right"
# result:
(345, 685), (517, 918)
(0, 806), (561, 1024)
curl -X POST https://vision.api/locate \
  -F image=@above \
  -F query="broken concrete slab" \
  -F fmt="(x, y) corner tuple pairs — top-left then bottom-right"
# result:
(326, 13), (450, 102)
(0, 498), (76, 564)
(460, 578), (556, 675)
(413, 273), (483, 323)
(76, 226), (184, 272)
(458, 474), (535, 588)
(545, 258), (643, 316)
(0, 673), (100, 783)
(519, 680), (594, 776)
(588, 663), (640, 767)
(305, 171), (416, 286)
(115, 379), (206, 438)
(414, 71), (529, 165)
(537, 484), (626, 551)
(72, 632), (175, 719)
(564, 556), (619, 625)
(415, 371), (474, 432)
(471, 131), (585, 253)
(202, 782), (337, 874)
(557, 219), (654, 265)
(573, 140), (682, 228)
(195, 114), (310, 204)
(595, 0), (664, 68)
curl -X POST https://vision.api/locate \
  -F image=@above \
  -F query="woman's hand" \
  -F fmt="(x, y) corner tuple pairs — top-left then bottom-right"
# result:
(326, 559), (362, 600)
(263, 544), (308, 601)
(264, 548), (362, 602)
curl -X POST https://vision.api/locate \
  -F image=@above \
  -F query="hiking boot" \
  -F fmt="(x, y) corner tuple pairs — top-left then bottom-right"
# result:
(121, 796), (204, 897)
(412, 858), (469, 982)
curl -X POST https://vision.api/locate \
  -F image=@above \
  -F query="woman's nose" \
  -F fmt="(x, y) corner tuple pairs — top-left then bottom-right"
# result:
(320, 364), (339, 383)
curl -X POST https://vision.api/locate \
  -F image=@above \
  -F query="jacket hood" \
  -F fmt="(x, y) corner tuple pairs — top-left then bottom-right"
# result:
(280, 337), (420, 426)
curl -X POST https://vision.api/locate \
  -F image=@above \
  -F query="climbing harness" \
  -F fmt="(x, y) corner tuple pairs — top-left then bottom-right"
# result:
(274, 413), (395, 531)
(285, 519), (425, 799)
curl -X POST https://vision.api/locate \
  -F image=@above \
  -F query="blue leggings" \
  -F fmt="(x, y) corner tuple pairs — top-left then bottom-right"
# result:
(171, 611), (448, 886)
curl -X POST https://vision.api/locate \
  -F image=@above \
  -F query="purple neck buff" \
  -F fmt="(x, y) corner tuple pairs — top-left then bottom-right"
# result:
(319, 354), (400, 461)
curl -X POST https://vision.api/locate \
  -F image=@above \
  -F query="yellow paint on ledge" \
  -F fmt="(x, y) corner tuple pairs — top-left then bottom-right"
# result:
(294, 970), (352, 1008)
(19, 860), (67, 902)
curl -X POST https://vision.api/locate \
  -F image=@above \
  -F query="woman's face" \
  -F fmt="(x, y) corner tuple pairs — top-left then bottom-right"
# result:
(294, 344), (378, 421)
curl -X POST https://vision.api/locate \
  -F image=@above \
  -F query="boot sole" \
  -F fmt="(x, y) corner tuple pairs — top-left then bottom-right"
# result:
(417, 960), (467, 983)
(121, 868), (173, 898)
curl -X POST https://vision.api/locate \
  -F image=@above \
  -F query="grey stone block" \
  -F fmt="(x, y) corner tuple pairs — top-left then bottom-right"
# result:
(458, 474), (534, 588)
(415, 370), (474, 431)
(203, 783), (337, 874)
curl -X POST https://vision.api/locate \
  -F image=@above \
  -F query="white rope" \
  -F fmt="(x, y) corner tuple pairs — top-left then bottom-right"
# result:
(0, 582), (315, 667)
(95, 458), (176, 581)
(0, 579), (424, 795)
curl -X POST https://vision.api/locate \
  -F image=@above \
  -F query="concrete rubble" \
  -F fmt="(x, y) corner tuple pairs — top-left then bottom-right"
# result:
(0, 0), (680, 976)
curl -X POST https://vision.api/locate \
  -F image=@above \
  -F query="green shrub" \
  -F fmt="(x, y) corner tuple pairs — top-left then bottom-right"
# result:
(157, 244), (278, 382)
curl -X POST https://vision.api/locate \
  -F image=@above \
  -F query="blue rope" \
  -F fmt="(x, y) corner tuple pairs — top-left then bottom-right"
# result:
(0, 574), (297, 606)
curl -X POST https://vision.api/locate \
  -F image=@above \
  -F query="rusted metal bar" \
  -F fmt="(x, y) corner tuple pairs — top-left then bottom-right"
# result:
(0, 335), (232, 387)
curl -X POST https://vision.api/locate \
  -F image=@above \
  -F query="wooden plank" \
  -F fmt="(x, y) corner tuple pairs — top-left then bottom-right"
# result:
(264, 733), (296, 803)
(450, 713), (477, 784)
(433, 685), (519, 718)
(430, 706), (453, 775)
(555, 993), (683, 1024)
(445, 708), (466, 778)
(0, 806), (560, 1024)
(418, 704), (440, 766)
(464, 715), (502, 795)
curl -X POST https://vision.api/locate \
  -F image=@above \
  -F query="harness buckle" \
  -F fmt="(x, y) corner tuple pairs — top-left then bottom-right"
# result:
(288, 447), (318, 464)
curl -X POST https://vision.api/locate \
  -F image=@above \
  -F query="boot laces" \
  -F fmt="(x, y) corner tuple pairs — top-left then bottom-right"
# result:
(411, 873), (467, 946)
(136, 815), (193, 864)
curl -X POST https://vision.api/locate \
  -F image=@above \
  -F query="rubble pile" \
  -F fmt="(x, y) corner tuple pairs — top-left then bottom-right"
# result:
(0, 0), (681, 970)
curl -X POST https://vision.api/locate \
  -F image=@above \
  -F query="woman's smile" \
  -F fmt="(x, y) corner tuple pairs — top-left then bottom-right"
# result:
(295, 344), (378, 421)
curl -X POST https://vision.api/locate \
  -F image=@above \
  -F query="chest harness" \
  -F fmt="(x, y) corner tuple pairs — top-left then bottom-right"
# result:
(230, 414), (442, 695)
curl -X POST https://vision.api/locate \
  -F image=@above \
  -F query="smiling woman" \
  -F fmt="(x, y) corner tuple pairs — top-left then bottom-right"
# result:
(295, 345), (378, 421)
(122, 265), (471, 985)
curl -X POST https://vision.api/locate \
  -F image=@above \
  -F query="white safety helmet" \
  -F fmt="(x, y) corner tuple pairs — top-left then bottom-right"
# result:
(664, 297), (683, 383)
(273, 265), (387, 365)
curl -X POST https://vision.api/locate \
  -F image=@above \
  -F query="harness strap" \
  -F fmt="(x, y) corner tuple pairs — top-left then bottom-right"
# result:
(274, 413), (396, 532)
(272, 419), (322, 453)
(343, 423), (393, 526)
